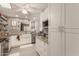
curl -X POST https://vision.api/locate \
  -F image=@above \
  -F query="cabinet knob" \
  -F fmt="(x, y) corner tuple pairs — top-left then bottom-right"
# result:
(58, 26), (65, 32)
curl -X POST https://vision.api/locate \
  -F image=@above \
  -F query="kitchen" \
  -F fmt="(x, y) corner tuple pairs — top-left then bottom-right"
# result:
(0, 3), (48, 56)
(1, 3), (79, 56)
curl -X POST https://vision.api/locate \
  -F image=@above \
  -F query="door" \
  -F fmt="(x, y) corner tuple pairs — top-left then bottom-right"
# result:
(48, 4), (64, 56)
(65, 4), (79, 56)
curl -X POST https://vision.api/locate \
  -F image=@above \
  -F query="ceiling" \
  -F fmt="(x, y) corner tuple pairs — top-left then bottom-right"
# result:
(0, 3), (48, 18)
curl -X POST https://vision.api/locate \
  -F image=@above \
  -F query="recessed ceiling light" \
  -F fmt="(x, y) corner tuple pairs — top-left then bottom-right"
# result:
(15, 15), (18, 17)
(22, 9), (28, 14)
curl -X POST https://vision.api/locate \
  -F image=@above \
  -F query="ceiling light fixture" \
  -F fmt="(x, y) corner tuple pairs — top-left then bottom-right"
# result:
(15, 15), (19, 17)
(22, 9), (28, 14)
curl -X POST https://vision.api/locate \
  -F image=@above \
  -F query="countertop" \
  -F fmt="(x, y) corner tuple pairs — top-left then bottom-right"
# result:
(37, 36), (48, 44)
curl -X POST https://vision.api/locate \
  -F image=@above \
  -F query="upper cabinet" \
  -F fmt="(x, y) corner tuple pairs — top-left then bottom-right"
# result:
(65, 4), (79, 28)
(48, 3), (79, 56)
(65, 4), (79, 56)
(11, 19), (21, 31)
(48, 4), (62, 29)
(48, 4), (65, 56)
(8, 18), (30, 34)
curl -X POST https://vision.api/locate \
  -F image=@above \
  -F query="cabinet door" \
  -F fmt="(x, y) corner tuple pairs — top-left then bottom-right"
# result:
(48, 4), (64, 56)
(44, 43), (48, 56)
(65, 4), (79, 56)
(9, 35), (20, 48)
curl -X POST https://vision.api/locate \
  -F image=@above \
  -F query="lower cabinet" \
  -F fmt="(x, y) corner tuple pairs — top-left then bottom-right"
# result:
(35, 37), (48, 56)
(20, 34), (31, 44)
(9, 34), (31, 49)
(0, 39), (9, 56)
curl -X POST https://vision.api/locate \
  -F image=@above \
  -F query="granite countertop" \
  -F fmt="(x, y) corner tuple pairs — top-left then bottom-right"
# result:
(37, 36), (48, 44)
(41, 36), (48, 44)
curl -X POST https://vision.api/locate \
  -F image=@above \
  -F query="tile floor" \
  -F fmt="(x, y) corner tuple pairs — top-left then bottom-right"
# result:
(9, 44), (39, 56)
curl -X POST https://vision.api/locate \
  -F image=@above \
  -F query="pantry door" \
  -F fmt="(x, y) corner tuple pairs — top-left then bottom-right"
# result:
(48, 3), (65, 56)
(65, 4), (79, 56)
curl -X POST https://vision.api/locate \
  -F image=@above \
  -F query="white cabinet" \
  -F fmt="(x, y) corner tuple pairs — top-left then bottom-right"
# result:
(48, 4), (63, 56)
(9, 34), (31, 49)
(9, 35), (20, 48)
(49, 3), (79, 56)
(65, 4), (79, 28)
(65, 4), (79, 56)
(20, 34), (31, 44)
(35, 37), (48, 56)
